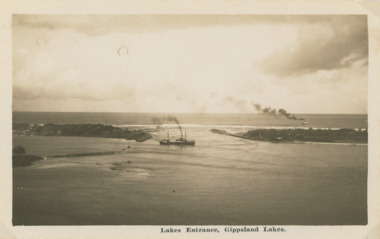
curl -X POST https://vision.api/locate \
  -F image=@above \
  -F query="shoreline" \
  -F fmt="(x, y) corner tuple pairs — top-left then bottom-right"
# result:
(12, 125), (368, 225)
(210, 128), (368, 144)
(12, 148), (132, 167)
(117, 124), (367, 131)
(12, 155), (43, 167)
(13, 123), (152, 142)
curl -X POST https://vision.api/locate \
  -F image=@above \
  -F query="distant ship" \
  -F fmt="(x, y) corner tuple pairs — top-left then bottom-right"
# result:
(159, 130), (195, 146)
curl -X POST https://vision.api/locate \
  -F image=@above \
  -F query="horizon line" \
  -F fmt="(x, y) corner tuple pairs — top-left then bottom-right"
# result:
(12, 111), (369, 115)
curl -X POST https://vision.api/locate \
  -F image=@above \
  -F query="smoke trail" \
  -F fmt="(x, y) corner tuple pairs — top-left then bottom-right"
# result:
(251, 101), (301, 120)
(278, 109), (297, 119)
(151, 117), (162, 129)
(165, 115), (183, 138)
(151, 115), (184, 136)
(253, 103), (262, 112)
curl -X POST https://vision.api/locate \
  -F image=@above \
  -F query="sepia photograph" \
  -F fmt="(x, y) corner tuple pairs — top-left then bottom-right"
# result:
(10, 14), (370, 227)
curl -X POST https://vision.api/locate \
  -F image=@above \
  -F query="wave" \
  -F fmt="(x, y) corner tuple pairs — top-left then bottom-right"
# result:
(302, 142), (368, 146)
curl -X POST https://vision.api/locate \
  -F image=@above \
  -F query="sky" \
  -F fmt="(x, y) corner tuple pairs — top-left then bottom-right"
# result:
(12, 15), (368, 114)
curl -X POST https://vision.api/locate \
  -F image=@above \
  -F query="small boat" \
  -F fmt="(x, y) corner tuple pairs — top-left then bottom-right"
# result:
(159, 130), (195, 146)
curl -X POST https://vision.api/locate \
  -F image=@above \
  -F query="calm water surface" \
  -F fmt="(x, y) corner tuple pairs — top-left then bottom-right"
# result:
(13, 125), (367, 225)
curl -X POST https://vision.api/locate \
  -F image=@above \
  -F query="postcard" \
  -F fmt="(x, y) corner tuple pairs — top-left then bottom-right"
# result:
(1, 1), (380, 238)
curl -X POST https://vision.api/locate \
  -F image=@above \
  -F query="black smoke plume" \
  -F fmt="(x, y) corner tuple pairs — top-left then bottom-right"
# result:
(152, 115), (183, 137)
(278, 109), (296, 120)
(251, 102), (302, 120)
(151, 117), (162, 129)
(165, 115), (183, 138)
(253, 104), (261, 112)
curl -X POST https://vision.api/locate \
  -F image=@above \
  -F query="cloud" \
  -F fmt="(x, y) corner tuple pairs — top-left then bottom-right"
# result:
(12, 15), (283, 35)
(14, 15), (270, 36)
(14, 15), (363, 37)
(12, 41), (137, 102)
(257, 15), (368, 77)
(12, 15), (368, 113)
(13, 83), (135, 101)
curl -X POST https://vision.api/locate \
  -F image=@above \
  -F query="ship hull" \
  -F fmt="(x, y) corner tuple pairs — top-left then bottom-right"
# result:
(159, 141), (195, 146)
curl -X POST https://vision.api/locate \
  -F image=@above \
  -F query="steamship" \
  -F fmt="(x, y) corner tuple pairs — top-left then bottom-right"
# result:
(159, 130), (195, 146)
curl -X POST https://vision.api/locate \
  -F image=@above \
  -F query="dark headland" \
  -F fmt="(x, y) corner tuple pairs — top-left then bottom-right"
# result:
(13, 123), (152, 142)
(12, 155), (43, 167)
(211, 128), (368, 144)
(12, 123), (152, 167)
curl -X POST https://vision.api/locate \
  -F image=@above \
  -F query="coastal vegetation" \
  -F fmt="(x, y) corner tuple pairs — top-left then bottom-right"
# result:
(12, 145), (42, 167)
(211, 128), (367, 143)
(13, 154), (43, 167)
(13, 123), (152, 142)
(13, 145), (26, 155)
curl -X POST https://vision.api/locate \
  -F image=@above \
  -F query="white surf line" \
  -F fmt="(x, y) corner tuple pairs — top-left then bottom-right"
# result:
(302, 142), (368, 146)
(114, 124), (366, 131)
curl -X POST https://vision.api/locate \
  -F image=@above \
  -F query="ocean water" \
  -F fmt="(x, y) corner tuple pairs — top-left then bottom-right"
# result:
(12, 112), (368, 225)
(13, 112), (368, 129)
